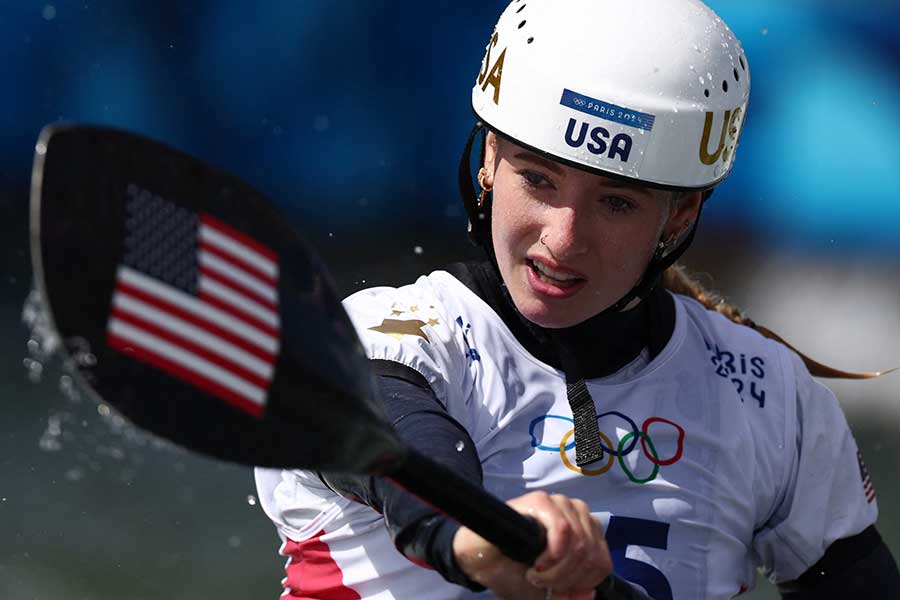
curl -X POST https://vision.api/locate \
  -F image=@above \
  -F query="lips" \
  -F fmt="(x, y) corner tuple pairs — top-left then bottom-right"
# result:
(526, 257), (587, 298)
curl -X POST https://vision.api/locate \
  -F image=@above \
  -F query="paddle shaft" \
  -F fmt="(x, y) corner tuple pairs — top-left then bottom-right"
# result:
(387, 450), (653, 599)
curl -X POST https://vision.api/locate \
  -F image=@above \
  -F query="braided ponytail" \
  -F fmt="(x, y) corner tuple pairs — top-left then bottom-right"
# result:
(662, 264), (892, 380)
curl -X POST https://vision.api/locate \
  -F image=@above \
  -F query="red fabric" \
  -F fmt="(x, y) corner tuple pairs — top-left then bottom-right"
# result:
(282, 531), (362, 599)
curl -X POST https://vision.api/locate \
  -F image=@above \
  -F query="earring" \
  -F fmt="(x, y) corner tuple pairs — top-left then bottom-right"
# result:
(657, 234), (678, 256)
(477, 167), (493, 208)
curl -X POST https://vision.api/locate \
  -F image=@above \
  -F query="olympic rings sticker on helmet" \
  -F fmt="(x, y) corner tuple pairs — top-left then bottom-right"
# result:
(528, 412), (686, 484)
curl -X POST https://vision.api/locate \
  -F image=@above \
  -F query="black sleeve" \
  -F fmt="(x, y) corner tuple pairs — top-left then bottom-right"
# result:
(777, 526), (900, 599)
(319, 360), (486, 591)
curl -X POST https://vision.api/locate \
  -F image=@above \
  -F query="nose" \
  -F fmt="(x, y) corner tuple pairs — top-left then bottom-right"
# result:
(540, 204), (589, 261)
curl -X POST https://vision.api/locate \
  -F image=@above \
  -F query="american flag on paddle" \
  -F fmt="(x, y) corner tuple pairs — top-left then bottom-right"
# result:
(858, 450), (876, 504)
(105, 185), (280, 418)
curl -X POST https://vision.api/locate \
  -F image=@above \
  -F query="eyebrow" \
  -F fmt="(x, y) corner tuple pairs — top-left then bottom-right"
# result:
(512, 152), (565, 176)
(512, 150), (652, 196)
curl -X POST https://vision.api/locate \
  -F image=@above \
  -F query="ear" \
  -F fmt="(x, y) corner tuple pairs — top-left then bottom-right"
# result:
(482, 131), (498, 187)
(662, 191), (703, 240)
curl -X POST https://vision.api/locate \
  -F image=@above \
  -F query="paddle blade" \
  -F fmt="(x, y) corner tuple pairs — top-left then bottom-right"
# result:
(29, 124), (403, 473)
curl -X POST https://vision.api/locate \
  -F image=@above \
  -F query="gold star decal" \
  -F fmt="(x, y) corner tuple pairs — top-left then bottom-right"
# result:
(368, 319), (429, 341)
(409, 305), (419, 313)
(391, 309), (404, 316)
(427, 318), (440, 327)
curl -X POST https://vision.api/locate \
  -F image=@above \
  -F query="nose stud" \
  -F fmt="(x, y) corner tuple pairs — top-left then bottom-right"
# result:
(540, 234), (547, 246)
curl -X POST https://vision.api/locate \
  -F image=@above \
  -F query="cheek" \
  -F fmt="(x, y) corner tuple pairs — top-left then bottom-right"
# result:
(592, 221), (660, 274)
(491, 188), (535, 251)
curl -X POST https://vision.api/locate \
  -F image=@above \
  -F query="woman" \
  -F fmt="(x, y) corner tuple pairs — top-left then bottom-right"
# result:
(256, 1), (899, 598)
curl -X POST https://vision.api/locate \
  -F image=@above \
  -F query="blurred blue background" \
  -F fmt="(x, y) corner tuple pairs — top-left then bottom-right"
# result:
(1, 0), (898, 249)
(1, 2), (899, 599)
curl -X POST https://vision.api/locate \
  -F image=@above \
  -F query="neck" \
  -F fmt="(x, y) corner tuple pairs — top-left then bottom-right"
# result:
(446, 259), (675, 379)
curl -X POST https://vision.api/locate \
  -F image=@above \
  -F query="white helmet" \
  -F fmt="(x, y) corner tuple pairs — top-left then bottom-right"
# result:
(471, 0), (750, 191)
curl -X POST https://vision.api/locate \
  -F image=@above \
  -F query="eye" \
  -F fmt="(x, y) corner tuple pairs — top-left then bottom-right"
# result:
(520, 169), (553, 189)
(602, 195), (637, 214)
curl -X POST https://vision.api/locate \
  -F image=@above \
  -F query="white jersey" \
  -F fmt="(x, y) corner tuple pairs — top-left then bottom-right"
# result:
(256, 269), (878, 599)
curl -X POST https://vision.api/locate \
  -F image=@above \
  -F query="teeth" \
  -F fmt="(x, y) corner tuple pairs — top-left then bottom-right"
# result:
(531, 260), (581, 283)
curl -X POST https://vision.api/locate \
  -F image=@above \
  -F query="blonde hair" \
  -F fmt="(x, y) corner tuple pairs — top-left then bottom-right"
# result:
(662, 264), (891, 380)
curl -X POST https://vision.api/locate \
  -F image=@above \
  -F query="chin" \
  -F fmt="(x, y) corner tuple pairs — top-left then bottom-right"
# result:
(513, 296), (583, 329)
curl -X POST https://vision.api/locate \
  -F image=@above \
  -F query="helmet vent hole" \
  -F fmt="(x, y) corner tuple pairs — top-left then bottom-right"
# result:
(739, 55), (746, 71)
(518, 19), (527, 29)
(516, 4), (526, 13)
(722, 79), (729, 93)
(527, 36), (535, 44)
(733, 67), (739, 82)
(704, 89), (710, 98)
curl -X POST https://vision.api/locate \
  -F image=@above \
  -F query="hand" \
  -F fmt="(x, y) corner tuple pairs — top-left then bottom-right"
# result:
(452, 491), (613, 600)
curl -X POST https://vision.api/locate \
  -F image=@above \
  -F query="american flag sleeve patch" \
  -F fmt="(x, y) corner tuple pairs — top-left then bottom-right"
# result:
(106, 187), (280, 417)
(858, 450), (876, 504)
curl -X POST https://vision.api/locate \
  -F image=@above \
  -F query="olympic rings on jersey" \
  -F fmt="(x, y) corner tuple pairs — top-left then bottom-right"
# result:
(596, 411), (639, 457)
(641, 417), (685, 466)
(529, 414), (576, 451)
(528, 413), (686, 484)
(617, 431), (660, 484)
(559, 428), (615, 475)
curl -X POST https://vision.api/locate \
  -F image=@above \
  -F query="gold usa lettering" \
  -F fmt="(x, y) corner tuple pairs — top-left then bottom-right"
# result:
(699, 107), (743, 165)
(477, 31), (507, 105)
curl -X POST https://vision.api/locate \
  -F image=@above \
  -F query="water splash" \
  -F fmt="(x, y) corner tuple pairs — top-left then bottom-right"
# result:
(21, 285), (163, 476)
(21, 288), (59, 364)
(38, 412), (67, 452)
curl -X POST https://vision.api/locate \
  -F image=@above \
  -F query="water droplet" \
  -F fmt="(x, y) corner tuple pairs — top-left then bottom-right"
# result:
(58, 374), (81, 402)
(872, 100), (878, 107)
(246, 495), (258, 506)
(76, 351), (97, 367)
(41, 5), (56, 21)
(97, 404), (110, 417)
(23, 358), (43, 382)
(413, 246), (423, 255)
(227, 535), (242, 548)
(328, 232), (334, 238)
(455, 440), (465, 452)
(35, 142), (47, 155)
(760, 28), (769, 36)
(65, 467), (85, 482)
(313, 115), (330, 132)
(39, 414), (64, 452)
